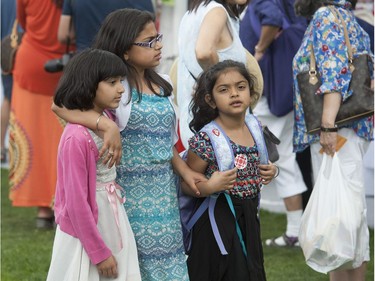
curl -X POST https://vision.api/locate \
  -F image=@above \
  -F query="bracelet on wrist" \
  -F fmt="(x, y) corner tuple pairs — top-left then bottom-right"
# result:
(255, 45), (265, 54)
(320, 125), (338, 132)
(273, 164), (279, 178)
(96, 113), (104, 132)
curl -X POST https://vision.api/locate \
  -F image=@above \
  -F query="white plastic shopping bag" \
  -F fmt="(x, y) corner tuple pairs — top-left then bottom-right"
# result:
(299, 153), (368, 274)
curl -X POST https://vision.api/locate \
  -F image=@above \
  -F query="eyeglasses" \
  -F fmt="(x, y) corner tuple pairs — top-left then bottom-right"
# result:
(133, 33), (163, 49)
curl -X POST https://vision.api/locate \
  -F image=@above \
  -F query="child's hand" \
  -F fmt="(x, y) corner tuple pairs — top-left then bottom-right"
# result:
(259, 161), (278, 185)
(201, 167), (237, 195)
(97, 255), (118, 278)
(98, 118), (122, 167)
(181, 168), (207, 196)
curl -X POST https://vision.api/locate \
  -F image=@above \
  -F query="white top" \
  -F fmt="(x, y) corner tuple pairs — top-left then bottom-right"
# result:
(177, 1), (247, 148)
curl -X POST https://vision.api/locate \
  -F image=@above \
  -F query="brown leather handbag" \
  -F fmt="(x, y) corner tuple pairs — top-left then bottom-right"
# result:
(296, 6), (373, 134)
(1, 19), (23, 75)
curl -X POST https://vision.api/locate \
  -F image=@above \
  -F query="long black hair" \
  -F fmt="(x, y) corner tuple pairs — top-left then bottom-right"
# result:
(54, 48), (127, 110)
(189, 60), (260, 133)
(188, 0), (250, 19)
(92, 8), (172, 101)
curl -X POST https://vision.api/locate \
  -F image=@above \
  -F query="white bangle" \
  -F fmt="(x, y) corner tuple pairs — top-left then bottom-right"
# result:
(273, 164), (280, 178)
(96, 113), (104, 132)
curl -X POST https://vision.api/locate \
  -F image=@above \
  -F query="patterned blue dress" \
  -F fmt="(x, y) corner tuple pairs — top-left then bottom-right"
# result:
(116, 89), (189, 281)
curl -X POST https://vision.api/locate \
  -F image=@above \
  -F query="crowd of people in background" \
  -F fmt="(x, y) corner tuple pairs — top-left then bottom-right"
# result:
(0, 0), (373, 280)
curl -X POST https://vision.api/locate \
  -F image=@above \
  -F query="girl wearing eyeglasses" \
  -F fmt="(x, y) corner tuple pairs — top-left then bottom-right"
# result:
(52, 8), (206, 281)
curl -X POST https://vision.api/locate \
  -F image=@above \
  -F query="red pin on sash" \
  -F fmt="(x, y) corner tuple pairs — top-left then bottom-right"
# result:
(212, 128), (220, 136)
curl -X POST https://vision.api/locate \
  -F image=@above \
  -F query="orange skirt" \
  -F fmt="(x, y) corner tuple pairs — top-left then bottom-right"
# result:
(9, 81), (64, 207)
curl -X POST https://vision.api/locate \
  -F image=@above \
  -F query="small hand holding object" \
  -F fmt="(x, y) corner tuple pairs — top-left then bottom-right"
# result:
(320, 131), (337, 156)
(259, 161), (278, 185)
(97, 255), (118, 278)
(319, 132), (347, 156)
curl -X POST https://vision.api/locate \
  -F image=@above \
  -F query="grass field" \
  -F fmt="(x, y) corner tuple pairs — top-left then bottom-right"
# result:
(1, 168), (373, 281)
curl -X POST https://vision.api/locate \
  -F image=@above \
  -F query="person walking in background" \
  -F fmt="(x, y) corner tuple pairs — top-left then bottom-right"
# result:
(185, 60), (277, 281)
(177, 0), (251, 149)
(47, 48), (141, 281)
(1, 0), (17, 164)
(293, 0), (373, 280)
(9, 0), (67, 229)
(240, 0), (311, 247)
(57, 0), (154, 52)
(52, 8), (206, 280)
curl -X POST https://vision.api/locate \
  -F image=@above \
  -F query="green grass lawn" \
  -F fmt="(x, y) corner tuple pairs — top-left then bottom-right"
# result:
(1, 168), (373, 281)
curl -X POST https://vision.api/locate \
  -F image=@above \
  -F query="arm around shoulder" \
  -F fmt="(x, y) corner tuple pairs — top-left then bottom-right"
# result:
(51, 103), (122, 166)
(51, 102), (107, 130)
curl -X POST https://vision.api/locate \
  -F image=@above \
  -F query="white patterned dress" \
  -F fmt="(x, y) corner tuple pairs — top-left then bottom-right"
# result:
(116, 89), (189, 281)
(47, 128), (141, 281)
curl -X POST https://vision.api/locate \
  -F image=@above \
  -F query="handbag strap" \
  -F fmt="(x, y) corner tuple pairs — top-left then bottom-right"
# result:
(10, 19), (20, 49)
(308, 5), (354, 84)
(327, 6), (355, 71)
(308, 45), (319, 85)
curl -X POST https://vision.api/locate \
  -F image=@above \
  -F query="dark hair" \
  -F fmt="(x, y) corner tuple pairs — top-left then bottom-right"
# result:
(189, 60), (260, 133)
(92, 8), (172, 100)
(54, 48), (127, 110)
(294, 0), (354, 18)
(294, 0), (325, 17)
(188, 0), (250, 19)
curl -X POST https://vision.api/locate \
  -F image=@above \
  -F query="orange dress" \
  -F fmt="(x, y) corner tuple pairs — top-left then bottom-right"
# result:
(9, 0), (67, 207)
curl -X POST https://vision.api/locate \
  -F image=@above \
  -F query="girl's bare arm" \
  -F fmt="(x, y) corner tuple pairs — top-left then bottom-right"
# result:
(172, 147), (206, 196)
(185, 150), (237, 197)
(51, 103), (122, 166)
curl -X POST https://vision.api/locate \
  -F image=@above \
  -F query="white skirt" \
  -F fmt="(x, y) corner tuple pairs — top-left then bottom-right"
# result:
(47, 184), (141, 281)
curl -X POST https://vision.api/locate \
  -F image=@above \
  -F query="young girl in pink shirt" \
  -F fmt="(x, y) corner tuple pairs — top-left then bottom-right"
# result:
(47, 48), (141, 281)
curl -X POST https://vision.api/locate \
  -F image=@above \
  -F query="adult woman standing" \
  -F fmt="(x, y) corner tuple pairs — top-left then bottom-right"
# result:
(177, 0), (250, 148)
(293, 0), (373, 280)
(9, 0), (67, 228)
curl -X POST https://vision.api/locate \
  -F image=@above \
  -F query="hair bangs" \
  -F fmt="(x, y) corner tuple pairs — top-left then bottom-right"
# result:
(96, 51), (128, 81)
